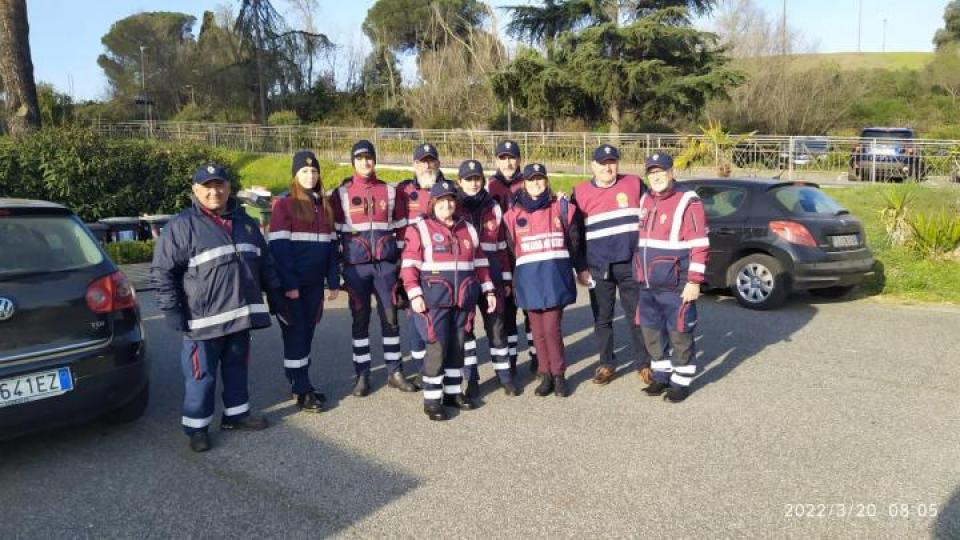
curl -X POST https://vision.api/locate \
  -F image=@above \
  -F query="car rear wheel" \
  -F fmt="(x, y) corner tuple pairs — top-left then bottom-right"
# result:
(104, 382), (149, 424)
(808, 285), (856, 299)
(730, 254), (789, 310)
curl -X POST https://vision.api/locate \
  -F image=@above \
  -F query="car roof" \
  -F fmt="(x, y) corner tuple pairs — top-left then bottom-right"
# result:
(861, 127), (915, 133)
(0, 198), (68, 210)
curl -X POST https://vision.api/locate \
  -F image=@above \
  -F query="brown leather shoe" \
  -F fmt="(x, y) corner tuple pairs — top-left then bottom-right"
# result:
(638, 367), (653, 385)
(591, 366), (616, 385)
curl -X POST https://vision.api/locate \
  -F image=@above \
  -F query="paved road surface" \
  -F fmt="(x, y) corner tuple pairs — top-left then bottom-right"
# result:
(2, 290), (959, 538)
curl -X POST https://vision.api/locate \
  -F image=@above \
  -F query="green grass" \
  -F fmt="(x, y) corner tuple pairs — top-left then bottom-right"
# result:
(230, 152), (960, 305)
(787, 51), (934, 72)
(825, 185), (960, 304)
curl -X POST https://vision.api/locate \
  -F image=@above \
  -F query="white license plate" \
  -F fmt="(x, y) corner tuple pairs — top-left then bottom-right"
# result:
(830, 234), (860, 248)
(0, 368), (73, 408)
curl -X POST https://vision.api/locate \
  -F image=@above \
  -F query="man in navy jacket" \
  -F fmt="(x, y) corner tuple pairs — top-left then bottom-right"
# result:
(152, 163), (283, 452)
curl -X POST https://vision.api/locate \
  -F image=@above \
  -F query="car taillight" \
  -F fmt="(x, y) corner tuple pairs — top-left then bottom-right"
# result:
(769, 221), (818, 247)
(86, 271), (137, 313)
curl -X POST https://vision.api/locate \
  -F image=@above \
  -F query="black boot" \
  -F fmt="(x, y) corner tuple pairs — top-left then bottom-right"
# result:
(664, 386), (690, 403)
(534, 373), (554, 397)
(443, 393), (478, 410)
(424, 402), (448, 421)
(642, 380), (670, 397)
(463, 379), (480, 400)
(351, 373), (370, 397)
(189, 431), (210, 452)
(501, 381), (519, 396)
(553, 373), (569, 397)
(294, 391), (325, 413)
(387, 370), (417, 392)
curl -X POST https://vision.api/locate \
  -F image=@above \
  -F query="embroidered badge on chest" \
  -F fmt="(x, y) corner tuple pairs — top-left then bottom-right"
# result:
(378, 200), (387, 211)
(554, 217), (562, 229)
(516, 217), (528, 228)
(616, 192), (629, 209)
(660, 213), (667, 225)
(409, 191), (419, 201)
(433, 233), (445, 242)
(486, 220), (497, 231)
(462, 238), (471, 250)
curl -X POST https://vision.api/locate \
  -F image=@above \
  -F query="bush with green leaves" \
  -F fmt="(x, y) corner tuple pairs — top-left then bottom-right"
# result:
(105, 240), (155, 264)
(0, 128), (234, 222)
(908, 211), (960, 259)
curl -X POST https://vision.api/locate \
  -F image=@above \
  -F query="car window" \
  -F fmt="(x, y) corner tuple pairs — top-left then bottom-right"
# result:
(694, 186), (748, 219)
(770, 186), (844, 216)
(0, 215), (104, 279)
(860, 129), (912, 139)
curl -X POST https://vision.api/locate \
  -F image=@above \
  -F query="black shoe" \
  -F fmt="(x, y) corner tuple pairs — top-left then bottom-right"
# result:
(220, 414), (268, 431)
(387, 371), (417, 392)
(642, 381), (671, 397)
(442, 393), (477, 410)
(501, 381), (519, 396)
(189, 431), (210, 452)
(409, 375), (423, 391)
(424, 402), (448, 421)
(352, 374), (370, 397)
(463, 380), (480, 400)
(553, 373), (569, 397)
(509, 364), (517, 377)
(295, 391), (325, 413)
(534, 374), (554, 397)
(664, 386), (690, 403)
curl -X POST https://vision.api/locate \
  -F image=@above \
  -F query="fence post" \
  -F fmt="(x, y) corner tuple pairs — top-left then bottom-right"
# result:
(788, 136), (796, 180)
(871, 138), (877, 182)
(582, 133), (587, 176)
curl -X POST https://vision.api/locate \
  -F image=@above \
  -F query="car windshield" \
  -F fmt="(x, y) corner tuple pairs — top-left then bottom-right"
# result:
(860, 129), (913, 140)
(771, 186), (846, 216)
(0, 215), (105, 280)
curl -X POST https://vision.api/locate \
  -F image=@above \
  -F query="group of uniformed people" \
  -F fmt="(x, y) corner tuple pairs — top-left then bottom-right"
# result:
(151, 138), (710, 452)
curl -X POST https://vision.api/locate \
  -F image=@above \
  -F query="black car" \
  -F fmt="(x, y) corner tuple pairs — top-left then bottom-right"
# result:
(0, 199), (148, 440)
(848, 127), (925, 182)
(679, 179), (875, 310)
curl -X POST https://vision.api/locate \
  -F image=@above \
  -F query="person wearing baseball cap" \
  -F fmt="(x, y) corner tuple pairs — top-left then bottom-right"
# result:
(267, 150), (341, 413)
(635, 152), (709, 403)
(455, 159), (517, 398)
(330, 140), (413, 397)
(400, 178), (496, 420)
(502, 163), (587, 398)
(152, 162), (283, 451)
(488, 139), (536, 378)
(571, 143), (655, 387)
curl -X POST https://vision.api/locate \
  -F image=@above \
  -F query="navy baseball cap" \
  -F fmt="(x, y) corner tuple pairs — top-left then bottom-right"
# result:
(495, 140), (520, 158)
(413, 143), (439, 162)
(458, 159), (484, 179)
(430, 178), (459, 199)
(645, 153), (674, 172)
(522, 163), (548, 179)
(592, 144), (620, 163)
(351, 140), (376, 160)
(193, 163), (229, 184)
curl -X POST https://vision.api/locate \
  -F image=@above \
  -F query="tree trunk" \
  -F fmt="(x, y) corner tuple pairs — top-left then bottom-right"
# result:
(608, 101), (621, 135)
(0, 0), (40, 136)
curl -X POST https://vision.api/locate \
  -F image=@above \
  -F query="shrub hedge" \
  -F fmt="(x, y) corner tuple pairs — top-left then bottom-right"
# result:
(0, 128), (235, 222)
(106, 240), (155, 265)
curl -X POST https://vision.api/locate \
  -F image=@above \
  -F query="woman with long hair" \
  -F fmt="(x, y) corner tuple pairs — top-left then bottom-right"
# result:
(268, 150), (340, 412)
(503, 164), (586, 397)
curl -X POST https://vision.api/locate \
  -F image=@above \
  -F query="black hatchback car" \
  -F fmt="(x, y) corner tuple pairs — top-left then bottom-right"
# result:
(679, 179), (875, 310)
(0, 199), (148, 440)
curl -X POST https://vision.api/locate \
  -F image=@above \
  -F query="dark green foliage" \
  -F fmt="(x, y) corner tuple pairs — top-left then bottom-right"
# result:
(934, 0), (960, 49)
(363, 0), (488, 53)
(106, 240), (155, 264)
(0, 128), (232, 221)
(374, 108), (413, 128)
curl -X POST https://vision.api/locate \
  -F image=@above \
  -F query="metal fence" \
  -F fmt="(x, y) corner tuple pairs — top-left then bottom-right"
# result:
(94, 122), (960, 183)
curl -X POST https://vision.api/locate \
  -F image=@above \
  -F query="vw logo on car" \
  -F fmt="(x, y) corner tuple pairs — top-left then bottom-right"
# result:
(0, 297), (15, 321)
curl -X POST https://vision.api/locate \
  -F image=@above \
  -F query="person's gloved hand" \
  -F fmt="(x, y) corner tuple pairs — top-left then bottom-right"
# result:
(266, 289), (293, 326)
(163, 310), (188, 333)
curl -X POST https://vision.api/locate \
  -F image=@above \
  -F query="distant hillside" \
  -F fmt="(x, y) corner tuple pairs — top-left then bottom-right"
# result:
(787, 51), (934, 71)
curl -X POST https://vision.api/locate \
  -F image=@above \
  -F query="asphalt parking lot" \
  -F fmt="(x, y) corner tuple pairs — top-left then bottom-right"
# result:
(2, 290), (959, 538)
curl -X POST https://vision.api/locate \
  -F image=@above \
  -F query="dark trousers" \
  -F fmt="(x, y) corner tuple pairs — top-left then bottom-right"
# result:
(342, 262), (402, 376)
(180, 331), (251, 435)
(464, 291), (512, 384)
(527, 307), (566, 375)
(588, 261), (649, 371)
(413, 307), (466, 405)
(637, 288), (698, 388)
(279, 284), (325, 395)
(404, 307), (426, 369)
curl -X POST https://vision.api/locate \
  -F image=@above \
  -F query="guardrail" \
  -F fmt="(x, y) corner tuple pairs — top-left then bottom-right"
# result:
(94, 122), (960, 183)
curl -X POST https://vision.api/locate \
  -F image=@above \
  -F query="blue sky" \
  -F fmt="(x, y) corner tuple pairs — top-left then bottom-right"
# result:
(28, 0), (950, 101)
